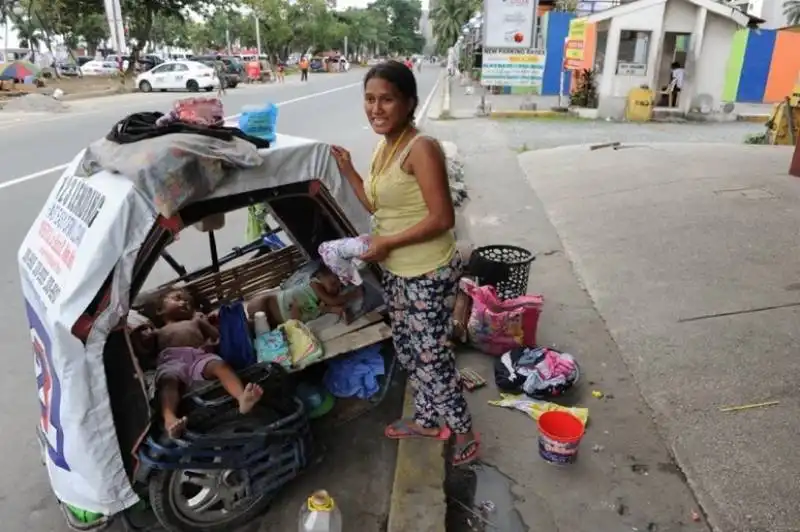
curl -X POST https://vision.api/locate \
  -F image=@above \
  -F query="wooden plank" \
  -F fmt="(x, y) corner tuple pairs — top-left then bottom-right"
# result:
(314, 309), (385, 342)
(291, 322), (392, 372)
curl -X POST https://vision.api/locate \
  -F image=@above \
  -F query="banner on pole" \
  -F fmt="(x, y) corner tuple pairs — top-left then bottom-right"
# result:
(480, 52), (546, 91)
(564, 18), (587, 70)
(483, 0), (537, 49)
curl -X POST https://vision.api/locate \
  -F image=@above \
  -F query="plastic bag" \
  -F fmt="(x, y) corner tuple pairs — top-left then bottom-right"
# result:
(464, 279), (543, 356)
(238, 103), (278, 142)
(488, 393), (589, 425)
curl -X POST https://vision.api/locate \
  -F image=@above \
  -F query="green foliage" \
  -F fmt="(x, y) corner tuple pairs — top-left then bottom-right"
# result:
(431, 0), (481, 54)
(6, 0), (423, 64)
(784, 0), (800, 25)
(570, 69), (598, 109)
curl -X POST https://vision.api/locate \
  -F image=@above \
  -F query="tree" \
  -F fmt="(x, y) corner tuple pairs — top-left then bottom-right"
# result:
(370, 0), (424, 54)
(120, 0), (223, 73)
(431, 0), (478, 54)
(784, 0), (800, 25)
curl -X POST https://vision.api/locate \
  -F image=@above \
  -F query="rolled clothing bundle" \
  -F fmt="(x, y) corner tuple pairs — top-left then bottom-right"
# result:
(318, 235), (371, 285)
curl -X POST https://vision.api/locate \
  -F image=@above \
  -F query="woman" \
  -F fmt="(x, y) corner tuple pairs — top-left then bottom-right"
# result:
(330, 61), (479, 465)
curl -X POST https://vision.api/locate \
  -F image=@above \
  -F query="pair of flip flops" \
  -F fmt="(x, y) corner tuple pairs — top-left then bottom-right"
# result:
(385, 419), (480, 466)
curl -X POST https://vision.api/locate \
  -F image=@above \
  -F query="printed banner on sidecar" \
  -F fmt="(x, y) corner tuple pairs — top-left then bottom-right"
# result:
(17, 156), (156, 514)
(483, 0), (538, 49)
(481, 52), (546, 91)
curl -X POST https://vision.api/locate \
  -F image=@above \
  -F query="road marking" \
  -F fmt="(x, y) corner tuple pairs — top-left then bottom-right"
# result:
(0, 82), (362, 192)
(417, 73), (441, 127)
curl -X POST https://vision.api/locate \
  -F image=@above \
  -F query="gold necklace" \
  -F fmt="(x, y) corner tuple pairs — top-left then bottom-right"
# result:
(370, 127), (412, 211)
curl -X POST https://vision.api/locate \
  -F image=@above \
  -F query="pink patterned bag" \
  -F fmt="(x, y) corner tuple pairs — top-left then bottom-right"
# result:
(463, 279), (543, 356)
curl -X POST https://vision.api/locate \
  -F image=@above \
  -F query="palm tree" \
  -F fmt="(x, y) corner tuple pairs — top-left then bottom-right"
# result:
(784, 0), (800, 25)
(431, 0), (476, 54)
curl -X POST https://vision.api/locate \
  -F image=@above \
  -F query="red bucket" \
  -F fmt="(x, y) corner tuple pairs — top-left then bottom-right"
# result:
(537, 411), (585, 465)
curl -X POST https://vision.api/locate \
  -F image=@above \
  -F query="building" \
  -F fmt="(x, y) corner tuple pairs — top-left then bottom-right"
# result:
(726, 0), (786, 28)
(419, 9), (435, 53)
(584, 0), (758, 119)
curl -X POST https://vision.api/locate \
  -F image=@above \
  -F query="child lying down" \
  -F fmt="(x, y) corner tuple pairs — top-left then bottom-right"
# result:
(145, 288), (264, 438)
(241, 264), (363, 328)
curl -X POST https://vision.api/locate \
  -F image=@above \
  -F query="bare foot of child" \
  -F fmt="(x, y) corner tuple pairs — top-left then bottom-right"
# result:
(165, 415), (188, 439)
(238, 383), (264, 414)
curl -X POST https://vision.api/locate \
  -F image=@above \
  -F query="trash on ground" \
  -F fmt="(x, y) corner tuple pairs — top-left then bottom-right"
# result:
(459, 367), (486, 391)
(719, 400), (779, 413)
(592, 390), (604, 399)
(488, 393), (589, 425)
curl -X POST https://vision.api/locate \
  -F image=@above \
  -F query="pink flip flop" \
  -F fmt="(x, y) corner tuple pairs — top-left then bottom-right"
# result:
(385, 419), (452, 441)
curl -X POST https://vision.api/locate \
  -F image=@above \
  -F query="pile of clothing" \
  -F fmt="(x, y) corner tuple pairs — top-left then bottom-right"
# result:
(79, 97), (271, 218)
(447, 156), (468, 208)
(494, 346), (580, 399)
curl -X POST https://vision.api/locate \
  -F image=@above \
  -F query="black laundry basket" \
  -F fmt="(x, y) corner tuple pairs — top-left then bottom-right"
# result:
(468, 245), (535, 300)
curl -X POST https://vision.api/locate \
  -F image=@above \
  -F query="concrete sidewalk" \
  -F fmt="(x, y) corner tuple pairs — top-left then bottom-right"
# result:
(518, 142), (800, 532)
(425, 119), (708, 532)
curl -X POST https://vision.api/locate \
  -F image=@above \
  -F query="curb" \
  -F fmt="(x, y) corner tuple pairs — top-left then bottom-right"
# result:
(737, 114), (769, 123)
(386, 383), (447, 532)
(490, 109), (566, 119)
(442, 75), (452, 118)
(60, 87), (127, 101)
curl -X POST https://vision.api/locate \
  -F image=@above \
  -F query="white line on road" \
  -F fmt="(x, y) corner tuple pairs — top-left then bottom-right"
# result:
(417, 74), (441, 127)
(0, 82), (362, 193)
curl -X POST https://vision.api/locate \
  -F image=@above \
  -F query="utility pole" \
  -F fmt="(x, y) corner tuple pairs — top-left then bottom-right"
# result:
(255, 15), (262, 56)
(344, 35), (348, 60)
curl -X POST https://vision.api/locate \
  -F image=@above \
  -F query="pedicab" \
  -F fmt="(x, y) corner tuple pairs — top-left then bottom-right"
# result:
(18, 132), (396, 531)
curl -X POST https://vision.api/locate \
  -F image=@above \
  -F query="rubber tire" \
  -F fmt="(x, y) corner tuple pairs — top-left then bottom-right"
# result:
(228, 82), (238, 89)
(186, 80), (199, 92)
(147, 410), (274, 532)
(139, 80), (152, 93)
(204, 87), (213, 92)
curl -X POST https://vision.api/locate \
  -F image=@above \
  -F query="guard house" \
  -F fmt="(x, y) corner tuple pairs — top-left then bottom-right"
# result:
(585, 0), (760, 119)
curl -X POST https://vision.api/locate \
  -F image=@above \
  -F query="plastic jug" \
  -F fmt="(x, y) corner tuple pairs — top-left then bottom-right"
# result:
(253, 311), (270, 336)
(239, 103), (278, 143)
(298, 490), (342, 532)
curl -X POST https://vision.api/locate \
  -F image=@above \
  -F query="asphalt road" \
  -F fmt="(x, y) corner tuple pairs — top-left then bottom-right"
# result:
(0, 68), (441, 531)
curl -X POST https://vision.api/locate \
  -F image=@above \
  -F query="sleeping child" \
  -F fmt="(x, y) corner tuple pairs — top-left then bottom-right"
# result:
(243, 264), (363, 328)
(151, 288), (263, 438)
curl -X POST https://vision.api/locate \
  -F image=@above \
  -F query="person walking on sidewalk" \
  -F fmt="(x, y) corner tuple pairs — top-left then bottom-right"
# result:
(330, 60), (479, 466)
(299, 56), (309, 82)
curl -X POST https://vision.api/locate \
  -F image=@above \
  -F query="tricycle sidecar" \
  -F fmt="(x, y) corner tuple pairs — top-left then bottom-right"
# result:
(18, 134), (394, 532)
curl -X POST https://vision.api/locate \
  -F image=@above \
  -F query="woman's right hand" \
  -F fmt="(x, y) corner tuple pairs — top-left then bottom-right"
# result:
(330, 145), (355, 176)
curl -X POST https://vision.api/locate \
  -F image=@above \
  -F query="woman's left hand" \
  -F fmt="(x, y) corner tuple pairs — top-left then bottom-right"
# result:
(360, 235), (393, 263)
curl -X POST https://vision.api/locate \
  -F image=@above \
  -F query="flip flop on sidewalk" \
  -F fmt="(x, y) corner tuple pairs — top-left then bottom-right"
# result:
(385, 419), (452, 441)
(451, 433), (481, 466)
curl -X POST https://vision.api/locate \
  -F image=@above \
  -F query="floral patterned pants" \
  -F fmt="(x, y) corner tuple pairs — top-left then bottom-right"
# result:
(383, 254), (473, 434)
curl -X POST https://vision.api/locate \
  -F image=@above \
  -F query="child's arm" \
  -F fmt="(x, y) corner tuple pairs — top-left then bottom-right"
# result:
(196, 315), (220, 341)
(309, 281), (353, 307)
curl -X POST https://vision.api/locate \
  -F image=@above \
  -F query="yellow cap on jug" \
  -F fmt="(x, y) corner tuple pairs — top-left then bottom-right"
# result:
(308, 490), (335, 512)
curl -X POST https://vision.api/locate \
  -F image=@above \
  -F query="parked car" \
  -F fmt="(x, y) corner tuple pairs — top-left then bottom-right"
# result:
(135, 60), (219, 92)
(81, 60), (120, 76)
(196, 59), (241, 88)
(193, 56), (242, 88)
(56, 62), (79, 77)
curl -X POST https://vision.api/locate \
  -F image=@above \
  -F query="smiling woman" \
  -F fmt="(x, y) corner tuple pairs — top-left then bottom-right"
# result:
(329, 61), (480, 466)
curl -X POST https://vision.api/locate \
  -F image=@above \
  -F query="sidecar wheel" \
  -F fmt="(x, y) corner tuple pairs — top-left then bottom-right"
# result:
(148, 414), (273, 532)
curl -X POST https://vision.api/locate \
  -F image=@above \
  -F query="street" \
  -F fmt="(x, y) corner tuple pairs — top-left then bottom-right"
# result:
(0, 68), (441, 531)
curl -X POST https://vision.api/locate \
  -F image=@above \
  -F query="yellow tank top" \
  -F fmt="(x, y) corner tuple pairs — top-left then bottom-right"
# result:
(365, 134), (455, 277)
